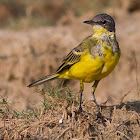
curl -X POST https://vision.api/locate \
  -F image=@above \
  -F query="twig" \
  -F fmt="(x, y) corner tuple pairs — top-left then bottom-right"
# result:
(56, 127), (71, 140)
(120, 90), (131, 103)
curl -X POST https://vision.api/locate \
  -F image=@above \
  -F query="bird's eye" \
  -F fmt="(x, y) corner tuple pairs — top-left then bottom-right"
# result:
(102, 20), (106, 24)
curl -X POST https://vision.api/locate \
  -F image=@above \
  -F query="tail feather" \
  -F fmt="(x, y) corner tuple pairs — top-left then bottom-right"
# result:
(27, 74), (59, 88)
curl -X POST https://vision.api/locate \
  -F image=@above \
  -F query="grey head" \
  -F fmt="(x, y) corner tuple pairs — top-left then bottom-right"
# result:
(84, 14), (115, 32)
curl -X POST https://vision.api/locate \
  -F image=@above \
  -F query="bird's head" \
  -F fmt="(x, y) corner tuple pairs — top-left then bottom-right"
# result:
(84, 14), (115, 35)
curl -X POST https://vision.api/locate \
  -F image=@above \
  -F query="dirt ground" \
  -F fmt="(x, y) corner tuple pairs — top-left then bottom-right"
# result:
(0, 99), (140, 139)
(0, 4), (140, 139)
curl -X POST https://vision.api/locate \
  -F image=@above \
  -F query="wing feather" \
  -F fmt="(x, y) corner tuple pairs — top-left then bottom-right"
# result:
(56, 35), (96, 73)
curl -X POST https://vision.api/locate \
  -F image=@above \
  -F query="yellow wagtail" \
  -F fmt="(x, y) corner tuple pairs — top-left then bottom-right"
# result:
(28, 14), (120, 113)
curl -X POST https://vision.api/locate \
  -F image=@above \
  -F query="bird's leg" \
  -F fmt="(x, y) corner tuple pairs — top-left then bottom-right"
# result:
(78, 80), (84, 112)
(91, 80), (100, 113)
(92, 80), (107, 124)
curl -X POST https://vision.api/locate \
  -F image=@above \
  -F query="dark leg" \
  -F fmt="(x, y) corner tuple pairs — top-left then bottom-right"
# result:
(78, 80), (84, 111)
(92, 80), (107, 125)
(92, 80), (100, 113)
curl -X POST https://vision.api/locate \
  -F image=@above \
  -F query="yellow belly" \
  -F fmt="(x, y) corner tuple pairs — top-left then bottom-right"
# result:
(68, 54), (104, 82)
(58, 45), (120, 83)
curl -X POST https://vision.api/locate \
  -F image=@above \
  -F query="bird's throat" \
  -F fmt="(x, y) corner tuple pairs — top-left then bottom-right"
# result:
(92, 25), (115, 39)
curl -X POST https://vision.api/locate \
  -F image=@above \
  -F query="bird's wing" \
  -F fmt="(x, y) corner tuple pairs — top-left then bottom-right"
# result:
(56, 35), (96, 73)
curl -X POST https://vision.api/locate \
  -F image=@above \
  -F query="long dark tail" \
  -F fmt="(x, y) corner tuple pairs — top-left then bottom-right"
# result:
(27, 73), (59, 88)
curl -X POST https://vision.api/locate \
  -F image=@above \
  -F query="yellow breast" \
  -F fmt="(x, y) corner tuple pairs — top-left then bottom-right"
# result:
(99, 41), (120, 79)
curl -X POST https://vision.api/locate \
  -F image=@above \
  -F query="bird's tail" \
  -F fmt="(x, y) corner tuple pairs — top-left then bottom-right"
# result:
(27, 73), (59, 88)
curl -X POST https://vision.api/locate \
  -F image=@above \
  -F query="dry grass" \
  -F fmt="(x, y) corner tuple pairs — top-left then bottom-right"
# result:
(0, 89), (140, 139)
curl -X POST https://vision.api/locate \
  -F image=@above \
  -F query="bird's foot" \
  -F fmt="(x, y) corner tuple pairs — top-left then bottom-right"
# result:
(93, 99), (105, 120)
(78, 106), (83, 112)
(74, 106), (83, 114)
(95, 109), (107, 127)
(96, 110), (103, 119)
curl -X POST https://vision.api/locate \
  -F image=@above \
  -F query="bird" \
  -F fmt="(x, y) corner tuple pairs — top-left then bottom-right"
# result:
(27, 13), (120, 114)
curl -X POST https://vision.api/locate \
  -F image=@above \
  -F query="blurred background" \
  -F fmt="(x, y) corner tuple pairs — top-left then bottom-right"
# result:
(0, 0), (140, 111)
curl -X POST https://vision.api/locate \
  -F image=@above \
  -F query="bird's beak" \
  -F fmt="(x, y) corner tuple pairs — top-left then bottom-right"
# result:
(83, 20), (94, 25)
